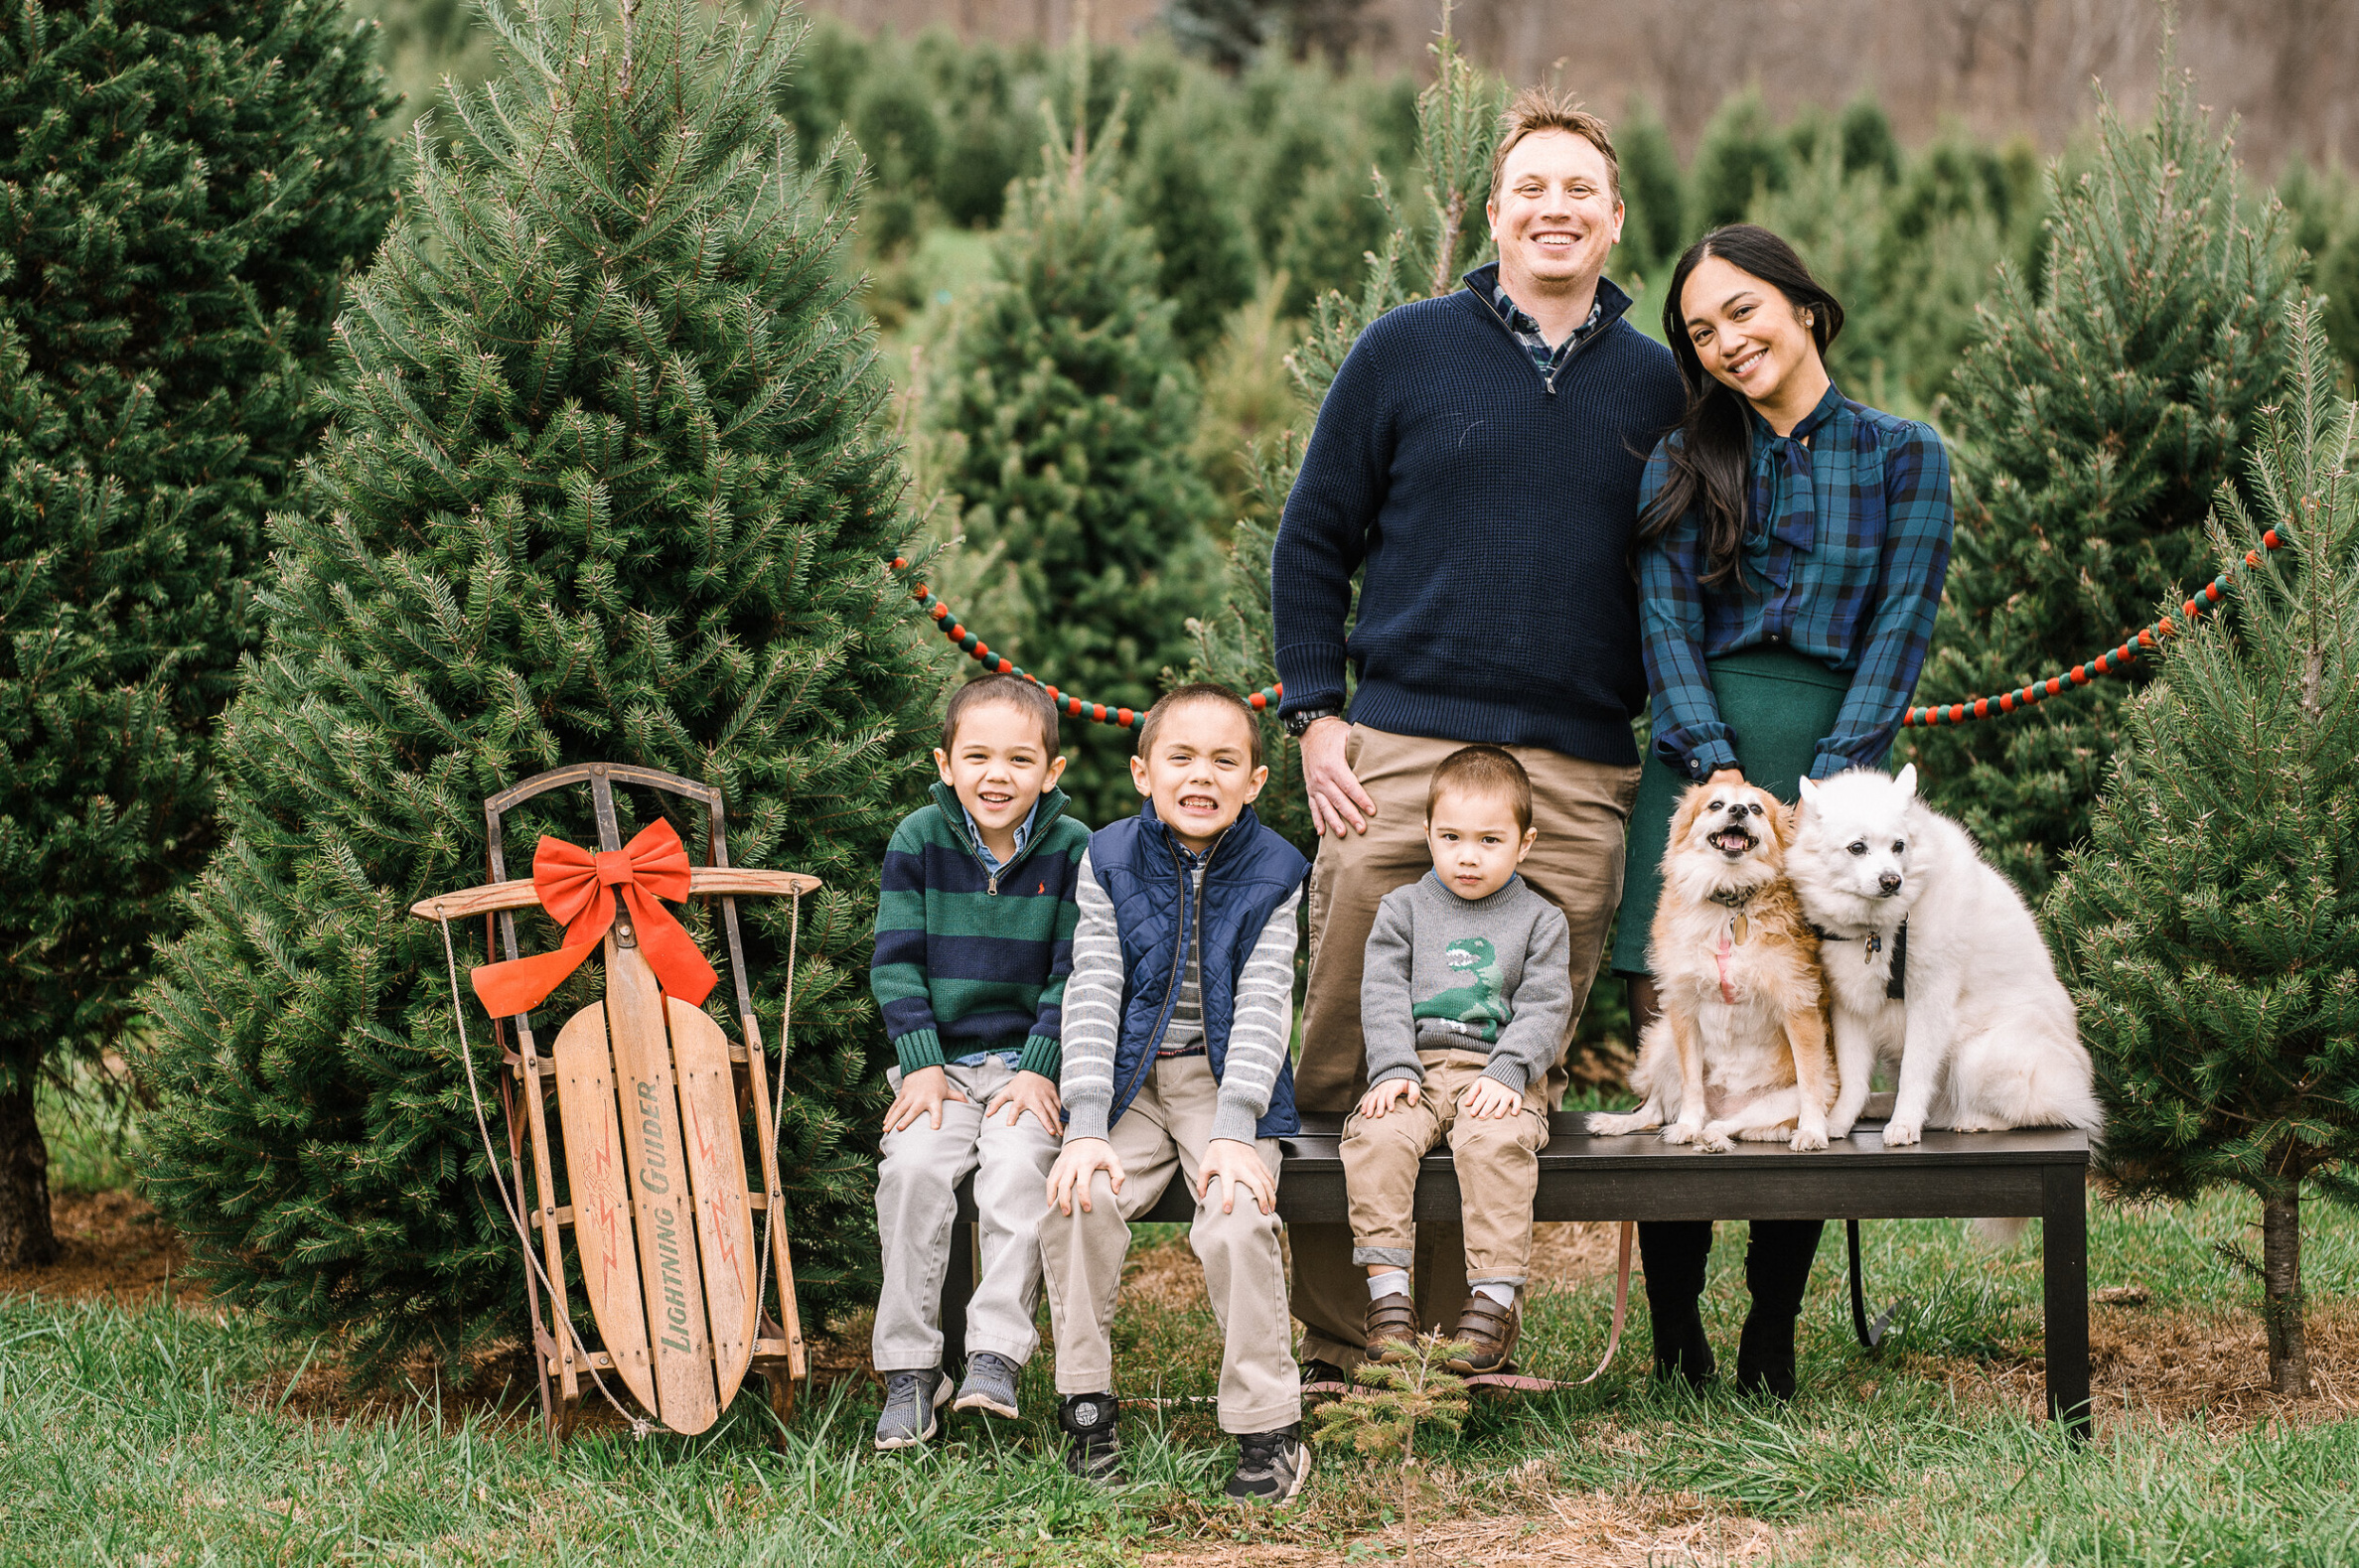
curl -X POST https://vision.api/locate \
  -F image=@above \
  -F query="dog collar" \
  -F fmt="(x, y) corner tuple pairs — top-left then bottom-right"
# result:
(1810, 919), (1908, 1000)
(1706, 887), (1758, 909)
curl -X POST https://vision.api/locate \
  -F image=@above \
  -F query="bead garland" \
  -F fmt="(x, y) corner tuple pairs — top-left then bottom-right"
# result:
(890, 558), (1282, 729)
(1902, 528), (2287, 728)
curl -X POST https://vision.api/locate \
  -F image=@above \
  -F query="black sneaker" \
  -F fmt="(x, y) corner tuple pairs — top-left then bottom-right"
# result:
(1299, 1357), (1352, 1402)
(1224, 1423), (1312, 1505)
(1058, 1392), (1122, 1483)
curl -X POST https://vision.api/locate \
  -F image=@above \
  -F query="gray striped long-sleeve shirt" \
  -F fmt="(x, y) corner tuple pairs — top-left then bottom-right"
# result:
(1059, 848), (1301, 1146)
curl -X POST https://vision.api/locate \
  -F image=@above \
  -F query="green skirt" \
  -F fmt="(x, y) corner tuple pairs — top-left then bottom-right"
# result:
(1610, 645), (1851, 977)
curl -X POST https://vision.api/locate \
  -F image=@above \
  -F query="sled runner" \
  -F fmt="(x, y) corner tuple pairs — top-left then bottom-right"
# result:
(411, 762), (817, 1443)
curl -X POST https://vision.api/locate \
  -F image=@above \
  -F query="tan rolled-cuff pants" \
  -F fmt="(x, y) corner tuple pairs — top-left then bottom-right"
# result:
(1290, 724), (1639, 1367)
(1341, 1050), (1551, 1286)
(1039, 1055), (1298, 1434)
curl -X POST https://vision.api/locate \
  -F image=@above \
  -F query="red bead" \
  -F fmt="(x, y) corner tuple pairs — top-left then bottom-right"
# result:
(996, 658), (1012, 674)
(2093, 653), (2109, 674)
(929, 604), (948, 621)
(2046, 677), (2062, 695)
(1250, 692), (1266, 709)
(1047, 685), (1059, 700)
(1092, 704), (1106, 722)
(1949, 704), (1966, 723)
(2205, 583), (2222, 601)
(1116, 707), (1133, 726)
(1068, 698), (1083, 716)
(2265, 529), (2282, 548)
(947, 623), (964, 641)
(892, 556), (908, 570)
(2246, 551), (2262, 567)
(1273, 682), (1284, 697)
(2071, 665), (2088, 684)
(1999, 693), (2015, 712)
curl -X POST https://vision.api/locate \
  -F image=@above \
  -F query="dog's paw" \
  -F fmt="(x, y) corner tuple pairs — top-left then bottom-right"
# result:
(1698, 1127), (1736, 1154)
(1587, 1112), (1653, 1136)
(1661, 1122), (1700, 1146)
(1882, 1118), (1923, 1147)
(1789, 1126), (1829, 1152)
(1826, 1113), (1857, 1139)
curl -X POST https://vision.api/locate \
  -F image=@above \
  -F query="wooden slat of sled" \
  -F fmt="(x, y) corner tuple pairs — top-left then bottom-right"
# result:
(605, 937), (718, 1434)
(672, 998), (759, 1405)
(410, 868), (822, 923)
(550, 1006), (657, 1415)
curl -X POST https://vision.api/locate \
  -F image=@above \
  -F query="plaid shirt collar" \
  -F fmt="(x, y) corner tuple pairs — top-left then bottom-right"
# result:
(1467, 262), (1608, 380)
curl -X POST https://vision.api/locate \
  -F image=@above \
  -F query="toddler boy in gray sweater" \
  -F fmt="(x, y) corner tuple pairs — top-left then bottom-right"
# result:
(1340, 745), (1572, 1375)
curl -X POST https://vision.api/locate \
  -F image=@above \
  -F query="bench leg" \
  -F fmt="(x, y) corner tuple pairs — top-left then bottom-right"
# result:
(2042, 1164), (2091, 1440)
(940, 1217), (975, 1376)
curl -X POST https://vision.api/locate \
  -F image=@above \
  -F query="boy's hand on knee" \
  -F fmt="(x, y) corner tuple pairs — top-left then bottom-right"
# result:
(1048, 1137), (1124, 1215)
(1459, 1075), (1523, 1121)
(1356, 1077), (1421, 1119)
(1196, 1138), (1276, 1216)
(986, 1069), (1062, 1132)
(885, 1065), (966, 1133)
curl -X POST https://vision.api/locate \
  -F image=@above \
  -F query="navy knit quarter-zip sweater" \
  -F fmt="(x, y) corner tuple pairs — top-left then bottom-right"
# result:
(1270, 265), (1687, 764)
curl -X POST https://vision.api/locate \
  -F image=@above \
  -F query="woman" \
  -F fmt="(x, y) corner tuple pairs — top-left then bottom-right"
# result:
(1613, 224), (1954, 1398)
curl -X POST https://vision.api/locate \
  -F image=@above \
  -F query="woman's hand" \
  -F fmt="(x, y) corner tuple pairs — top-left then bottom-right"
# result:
(985, 1069), (1062, 1132)
(1301, 716), (1377, 838)
(1706, 767), (1745, 787)
(884, 1066), (966, 1133)
(1356, 1077), (1421, 1120)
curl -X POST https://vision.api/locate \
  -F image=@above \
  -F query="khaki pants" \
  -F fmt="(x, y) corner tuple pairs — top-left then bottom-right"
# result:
(1290, 725), (1639, 1367)
(872, 1059), (1062, 1371)
(1341, 1051), (1550, 1287)
(1039, 1055), (1298, 1434)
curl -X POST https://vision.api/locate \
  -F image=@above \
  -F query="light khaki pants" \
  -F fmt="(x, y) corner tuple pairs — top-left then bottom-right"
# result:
(1039, 1055), (1299, 1434)
(1291, 724), (1639, 1367)
(872, 1058), (1062, 1372)
(1341, 1050), (1550, 1288)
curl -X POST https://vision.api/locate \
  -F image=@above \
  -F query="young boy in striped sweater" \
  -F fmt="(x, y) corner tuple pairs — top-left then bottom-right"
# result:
(1041, 685), (1313, 1505)
(869, 675), (1091, 1449)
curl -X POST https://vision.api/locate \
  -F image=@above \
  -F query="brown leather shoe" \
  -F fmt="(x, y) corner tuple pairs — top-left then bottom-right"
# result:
(1444, 1293), (1521, 1375)
(1365, 1292), (1419, 1363)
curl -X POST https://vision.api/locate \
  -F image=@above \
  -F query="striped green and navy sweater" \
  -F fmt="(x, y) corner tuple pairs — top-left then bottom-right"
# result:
(871, 782), (1091, 1078)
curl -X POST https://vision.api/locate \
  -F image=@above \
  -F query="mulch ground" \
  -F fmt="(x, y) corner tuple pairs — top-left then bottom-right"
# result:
(0, 1190), (197, 1305)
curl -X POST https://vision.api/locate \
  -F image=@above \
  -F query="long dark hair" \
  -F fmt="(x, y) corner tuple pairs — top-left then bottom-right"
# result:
(1635, 224), (1844, 589)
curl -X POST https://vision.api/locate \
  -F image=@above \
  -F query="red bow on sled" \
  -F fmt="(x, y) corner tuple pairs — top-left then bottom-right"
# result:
(470, 819), (718, 1016)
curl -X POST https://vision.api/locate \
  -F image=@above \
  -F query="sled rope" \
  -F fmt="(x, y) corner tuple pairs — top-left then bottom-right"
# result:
(1902, 528), (2285, 728)
(434, 908), (654, 1441)
(890, 558), (1281, 728)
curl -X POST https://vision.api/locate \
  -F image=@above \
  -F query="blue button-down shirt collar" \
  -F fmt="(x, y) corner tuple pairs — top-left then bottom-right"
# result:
(959, 798), (1039, 877)
(1471, 265), (1606, 381)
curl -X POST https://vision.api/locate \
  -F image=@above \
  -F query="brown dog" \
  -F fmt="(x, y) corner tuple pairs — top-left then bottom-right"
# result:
(1588, 781), (1837, 1153)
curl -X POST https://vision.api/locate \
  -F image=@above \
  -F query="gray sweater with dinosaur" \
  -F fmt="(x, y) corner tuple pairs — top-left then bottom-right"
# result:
(1361, 872), (1574, 1096)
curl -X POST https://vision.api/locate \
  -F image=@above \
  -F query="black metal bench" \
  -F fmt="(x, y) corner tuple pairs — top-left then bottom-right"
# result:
(946, 1110), (2093, 1435)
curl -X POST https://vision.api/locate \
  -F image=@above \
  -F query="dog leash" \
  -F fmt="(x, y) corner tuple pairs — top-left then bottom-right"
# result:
(1845, 1218), (1912, 1349)
(1579, 1220), (1636, 1382)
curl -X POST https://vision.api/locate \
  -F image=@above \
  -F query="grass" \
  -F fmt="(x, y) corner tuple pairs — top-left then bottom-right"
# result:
(15, 1069), (2359, 1564)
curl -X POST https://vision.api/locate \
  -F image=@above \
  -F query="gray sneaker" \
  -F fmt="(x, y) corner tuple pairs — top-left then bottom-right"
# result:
(1224, 1423), (1312, 1505)
(952, 1351), (1021, 1418)
(873, 1367), (950, 1451)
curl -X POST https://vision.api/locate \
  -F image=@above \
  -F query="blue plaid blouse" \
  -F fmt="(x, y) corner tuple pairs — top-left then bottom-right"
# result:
(1637, 383), (1954, 783)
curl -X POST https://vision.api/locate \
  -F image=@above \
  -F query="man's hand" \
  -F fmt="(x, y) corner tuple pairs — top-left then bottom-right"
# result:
(1300, 715), (1377, 838)
(1196, 1138), (1277, 1215)
(985, 1069), (1063, 1132)
(884, 1065), (966, 1134)
(1356, 1076), (1421, 1120)
(1460, 1074), (1524, 1121)
(1047, 1136), (1125, 1215)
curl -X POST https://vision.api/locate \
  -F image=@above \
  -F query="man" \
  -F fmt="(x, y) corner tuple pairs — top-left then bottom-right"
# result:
(1270, 87), (1687, 1387)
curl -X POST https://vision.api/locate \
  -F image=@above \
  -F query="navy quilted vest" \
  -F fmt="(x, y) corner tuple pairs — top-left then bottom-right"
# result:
(1091, 799), (1309, 1137)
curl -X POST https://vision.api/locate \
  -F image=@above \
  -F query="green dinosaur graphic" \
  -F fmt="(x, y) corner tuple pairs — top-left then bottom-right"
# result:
(1413, 935), (1510, 1043)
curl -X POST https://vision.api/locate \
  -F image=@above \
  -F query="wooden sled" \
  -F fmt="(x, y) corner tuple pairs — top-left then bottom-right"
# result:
(410, 762), (817, 1444)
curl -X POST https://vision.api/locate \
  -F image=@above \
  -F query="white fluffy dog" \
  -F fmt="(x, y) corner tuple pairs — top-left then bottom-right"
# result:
(1787, 765), (2101, 1146)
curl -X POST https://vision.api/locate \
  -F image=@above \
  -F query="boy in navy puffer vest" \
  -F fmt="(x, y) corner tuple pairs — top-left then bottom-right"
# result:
(1041, 685), (1312, 1506)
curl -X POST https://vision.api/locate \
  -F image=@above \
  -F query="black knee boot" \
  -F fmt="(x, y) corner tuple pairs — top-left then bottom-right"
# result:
(1735, 1219), (1824, 1399)
(1638, 1220), (1715, 1387)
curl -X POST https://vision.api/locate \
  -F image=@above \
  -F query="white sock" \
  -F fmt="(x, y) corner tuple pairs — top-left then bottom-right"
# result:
(1366, 1269), (1409, 1301)
(1473, 1281), (1518, 1308)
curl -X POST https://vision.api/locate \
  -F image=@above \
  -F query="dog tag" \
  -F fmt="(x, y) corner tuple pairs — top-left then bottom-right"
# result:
(1731, 914), (1749, 944)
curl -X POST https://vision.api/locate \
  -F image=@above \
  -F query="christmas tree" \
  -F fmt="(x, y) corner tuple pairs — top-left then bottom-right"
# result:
(0, 0), (395, 1265)
(2047, 302), (2359, 1397)
(938, 68), (1222, 827)
(133, 0), (938, 1366)
(1901, 56), (2300, 897)
(1127, 86), (1258, 360)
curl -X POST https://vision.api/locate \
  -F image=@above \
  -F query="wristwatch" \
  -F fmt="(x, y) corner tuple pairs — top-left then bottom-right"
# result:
(1282, 705), (1342, 739)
